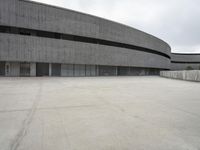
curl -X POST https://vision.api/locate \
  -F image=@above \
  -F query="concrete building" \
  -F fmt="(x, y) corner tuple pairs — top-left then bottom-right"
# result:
(171, 53), (200, 70)
(0, 0), (199, 77)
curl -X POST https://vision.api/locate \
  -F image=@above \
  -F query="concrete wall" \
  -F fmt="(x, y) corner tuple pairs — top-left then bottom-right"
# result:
(0, 0), (170, 56)
(0, 0), (171, 72)
(0, 33), (170, 69)
(171, 54), (200, 70)
(171, 63), (200, 70)
(160, 70), (200, 82)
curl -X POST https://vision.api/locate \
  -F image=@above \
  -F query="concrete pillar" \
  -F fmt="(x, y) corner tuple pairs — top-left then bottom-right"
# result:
(30, 63), (36, 77)
(49, 63), (52, 76)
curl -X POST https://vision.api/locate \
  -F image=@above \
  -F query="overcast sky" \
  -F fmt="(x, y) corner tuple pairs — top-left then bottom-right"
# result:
(33, 0), (200, 53)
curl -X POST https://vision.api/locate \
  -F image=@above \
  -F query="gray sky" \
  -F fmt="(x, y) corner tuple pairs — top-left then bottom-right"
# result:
(33, 0), (200, 53)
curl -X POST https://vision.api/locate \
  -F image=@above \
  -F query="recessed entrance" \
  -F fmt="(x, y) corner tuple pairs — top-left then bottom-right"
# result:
(20, 63), (30, 77)
(52, 63), (61, 76)
(0, 62), (5, 76)
(98, 66), (117, 76)
(36, 63), (49, 76)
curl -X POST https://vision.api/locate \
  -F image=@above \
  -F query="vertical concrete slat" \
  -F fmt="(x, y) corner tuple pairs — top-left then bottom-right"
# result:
(30, 63), (36, 77)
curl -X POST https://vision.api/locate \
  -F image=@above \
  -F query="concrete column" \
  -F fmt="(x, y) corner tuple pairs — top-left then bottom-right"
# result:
(49, 63), (52, 76)
(30, 63), (36, 77)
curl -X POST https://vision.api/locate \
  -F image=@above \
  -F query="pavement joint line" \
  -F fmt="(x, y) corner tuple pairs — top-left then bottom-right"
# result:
(10, 83), (43, 150)
(0, 109), (30, 113)
(0, 104), (106, 114)
(0, 77), (200, 150)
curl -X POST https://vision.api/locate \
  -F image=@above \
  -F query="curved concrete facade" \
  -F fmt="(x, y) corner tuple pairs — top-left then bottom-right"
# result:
(1, 0), (194, 77)
(171, 53), (200, 70)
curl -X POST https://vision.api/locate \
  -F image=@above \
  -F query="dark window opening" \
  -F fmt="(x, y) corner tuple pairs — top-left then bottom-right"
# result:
(0, 62), (5, 76)
(51, 63), (61, 76)
(98, 66), (117, 76)
(61, 34), (74, 40)
(20, 63), (30, 76)
(36, 63), (49, 76)
(0, 25), (170, 59)
(0, 26), (10, 33)
(54, 33), (61, 39)
(171, 61), (200, 64)
(19, 31), (31, 36)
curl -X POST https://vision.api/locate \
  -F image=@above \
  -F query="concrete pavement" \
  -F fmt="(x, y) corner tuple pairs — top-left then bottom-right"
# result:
(0, 76), (200, 150)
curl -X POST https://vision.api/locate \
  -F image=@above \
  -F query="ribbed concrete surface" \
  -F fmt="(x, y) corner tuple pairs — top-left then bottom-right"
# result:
(160, 70), (200, 82)
(0, 77), (200, 150)
(171, 54), (200, 70)
(0, 0), (171, 70)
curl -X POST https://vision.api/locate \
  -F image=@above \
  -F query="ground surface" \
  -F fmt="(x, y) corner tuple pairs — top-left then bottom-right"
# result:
(0, 76), (200, 150)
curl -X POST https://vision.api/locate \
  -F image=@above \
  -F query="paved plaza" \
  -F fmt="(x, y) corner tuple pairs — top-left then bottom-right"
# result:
(0, 77), (200, 150)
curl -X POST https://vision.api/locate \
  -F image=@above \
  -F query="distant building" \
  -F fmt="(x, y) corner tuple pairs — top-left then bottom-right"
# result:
(0, 0), (200, 77)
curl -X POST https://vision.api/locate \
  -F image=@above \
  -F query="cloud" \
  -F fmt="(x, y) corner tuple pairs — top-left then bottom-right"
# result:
(33, 0), (200, 53)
